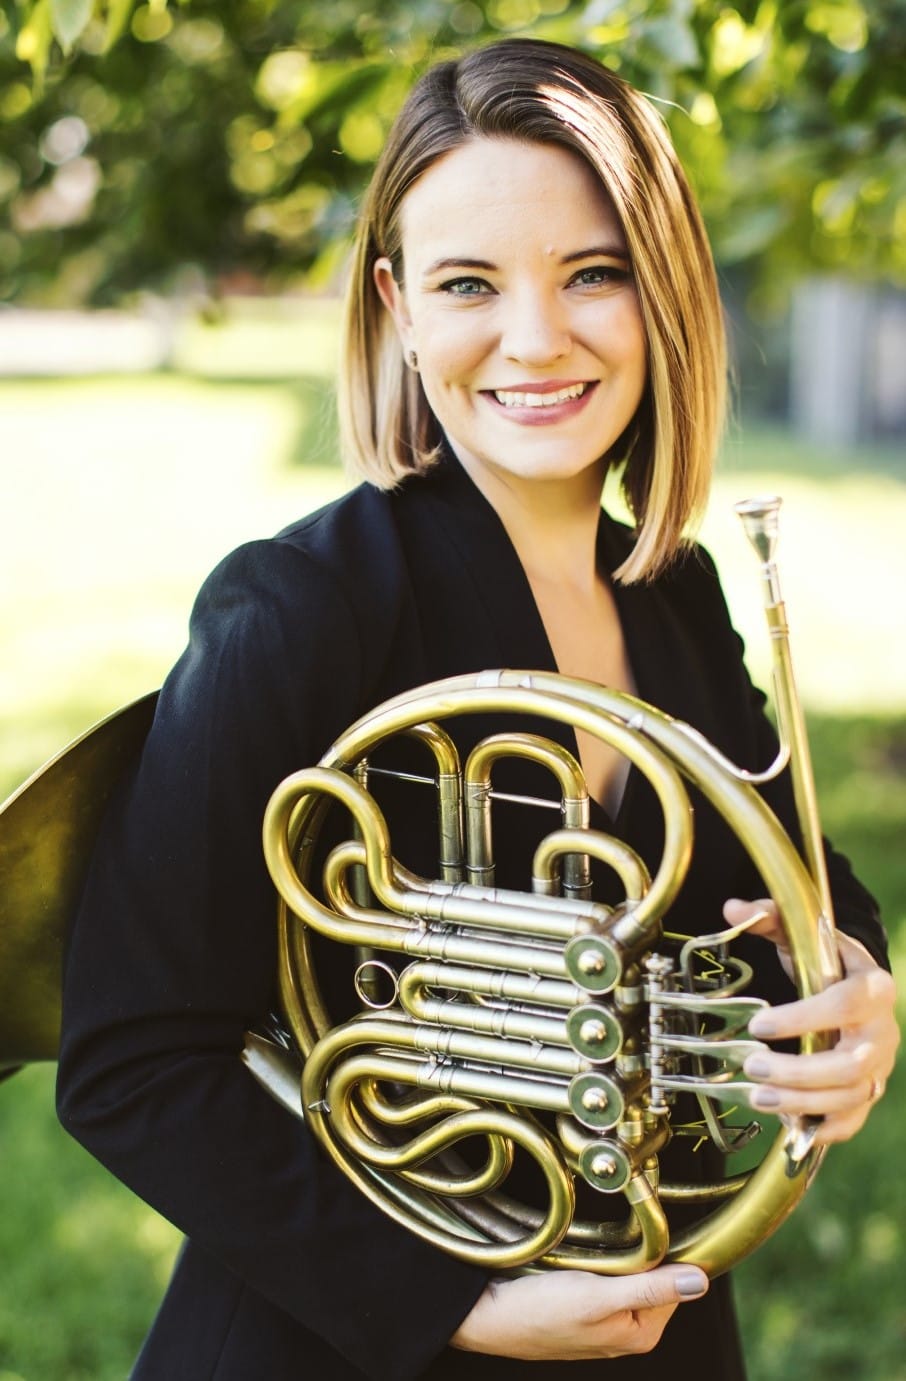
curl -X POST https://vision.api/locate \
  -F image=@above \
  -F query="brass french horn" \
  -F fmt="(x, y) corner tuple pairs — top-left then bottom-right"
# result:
(0, 498), (841, 1282)
(245, 497), (843, 1278)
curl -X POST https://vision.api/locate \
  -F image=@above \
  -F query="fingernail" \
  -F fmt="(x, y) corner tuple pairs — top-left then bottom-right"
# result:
(744, 1056), (772, 1079)
(748, 1015), (776, 1038)
(677, 1271), (708, 1298)
(751, 1087), (781, 1109)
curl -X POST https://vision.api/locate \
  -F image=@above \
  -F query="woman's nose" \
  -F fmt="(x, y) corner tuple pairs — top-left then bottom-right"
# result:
(499, 291), (571, 365)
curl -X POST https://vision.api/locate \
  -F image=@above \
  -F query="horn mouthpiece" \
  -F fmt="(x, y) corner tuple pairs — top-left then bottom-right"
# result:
(734, 495), (781, 566)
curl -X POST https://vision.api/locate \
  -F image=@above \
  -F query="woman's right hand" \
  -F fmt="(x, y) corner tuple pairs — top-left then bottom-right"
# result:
(449, 1264), (709, 1360)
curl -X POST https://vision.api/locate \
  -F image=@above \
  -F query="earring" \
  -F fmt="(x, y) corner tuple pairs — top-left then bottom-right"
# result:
(407, 349), (419, 370)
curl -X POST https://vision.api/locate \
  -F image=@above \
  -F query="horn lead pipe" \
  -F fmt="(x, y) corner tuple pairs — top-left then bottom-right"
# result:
(736, 496), (842, 1172)
(735, 496), (837, 942)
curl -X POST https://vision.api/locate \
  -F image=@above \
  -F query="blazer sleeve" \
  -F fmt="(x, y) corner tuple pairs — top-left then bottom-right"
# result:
(56, 537), (488, 1381)
(686, 544), (889, 971)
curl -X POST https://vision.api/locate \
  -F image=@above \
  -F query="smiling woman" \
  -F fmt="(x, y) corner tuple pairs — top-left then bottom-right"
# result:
(341, 42), (725, 585)
(52, 35), (896, 1381)
(373, 140), (647, 502)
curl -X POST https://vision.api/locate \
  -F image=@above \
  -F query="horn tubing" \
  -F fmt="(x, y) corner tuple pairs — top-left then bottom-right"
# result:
(265, 671), (838, 1277)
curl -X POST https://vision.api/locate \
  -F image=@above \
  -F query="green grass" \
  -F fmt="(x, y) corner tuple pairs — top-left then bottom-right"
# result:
(1, 331), (904, 1379)
(0, 1065), (179, 1381)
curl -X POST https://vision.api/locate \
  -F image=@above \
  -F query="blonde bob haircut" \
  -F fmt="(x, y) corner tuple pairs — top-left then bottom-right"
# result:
(339, 37), (727, 582)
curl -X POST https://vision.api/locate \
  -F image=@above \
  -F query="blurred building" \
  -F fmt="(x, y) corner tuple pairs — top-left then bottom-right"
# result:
(791, 279), (906, 446)
(728, 275), (906, 448)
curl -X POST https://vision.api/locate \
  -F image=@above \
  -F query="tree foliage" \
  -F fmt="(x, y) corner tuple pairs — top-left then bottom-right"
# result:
(1, 0), (903, 307)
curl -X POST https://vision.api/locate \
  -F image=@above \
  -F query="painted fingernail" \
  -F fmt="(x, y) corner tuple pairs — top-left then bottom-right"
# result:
(744, 1056), (772, 1079)
(751, 1087), (781, 1109)
(677, 1271), (708, 1298)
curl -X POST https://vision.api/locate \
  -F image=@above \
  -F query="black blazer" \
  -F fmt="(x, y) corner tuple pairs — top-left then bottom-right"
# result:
(56, 453), (886, 1380)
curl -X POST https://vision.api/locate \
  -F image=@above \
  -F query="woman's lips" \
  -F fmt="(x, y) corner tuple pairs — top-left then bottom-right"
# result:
(482, 380), (598, 423)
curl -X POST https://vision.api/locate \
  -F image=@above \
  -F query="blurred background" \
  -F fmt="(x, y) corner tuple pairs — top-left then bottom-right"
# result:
(1, 1), (904, 1376)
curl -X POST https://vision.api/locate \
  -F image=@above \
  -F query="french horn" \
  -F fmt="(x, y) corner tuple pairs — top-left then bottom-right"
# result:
(245, 497), (843, 1278)
(0, 498), (841, 1279)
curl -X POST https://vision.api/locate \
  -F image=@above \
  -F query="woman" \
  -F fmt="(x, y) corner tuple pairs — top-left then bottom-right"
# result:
(57, 38), (897, 1380)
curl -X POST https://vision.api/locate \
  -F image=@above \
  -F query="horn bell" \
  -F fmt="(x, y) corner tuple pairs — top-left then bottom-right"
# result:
(0, 692), (157, 1075)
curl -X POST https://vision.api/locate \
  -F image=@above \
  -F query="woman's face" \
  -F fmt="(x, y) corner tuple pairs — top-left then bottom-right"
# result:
(375, 136), (648, 500)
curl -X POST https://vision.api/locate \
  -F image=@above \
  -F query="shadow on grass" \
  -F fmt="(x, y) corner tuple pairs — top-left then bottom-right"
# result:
(721, 423), (906, 484)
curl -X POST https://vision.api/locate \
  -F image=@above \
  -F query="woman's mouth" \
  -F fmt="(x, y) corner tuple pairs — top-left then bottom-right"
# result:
(493, 382), (589, 408)
(483, 380), (597, 422)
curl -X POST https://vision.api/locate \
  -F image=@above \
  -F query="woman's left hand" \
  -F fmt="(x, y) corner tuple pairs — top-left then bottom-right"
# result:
(723, 898), (900, 1146)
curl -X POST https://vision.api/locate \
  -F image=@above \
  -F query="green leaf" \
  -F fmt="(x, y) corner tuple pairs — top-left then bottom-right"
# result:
(14, 0), (54, 85)
(49, 0), (95, 53)
(103, 0), (137, 52)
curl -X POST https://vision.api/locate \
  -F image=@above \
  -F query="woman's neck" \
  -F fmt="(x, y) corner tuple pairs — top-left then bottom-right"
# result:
(454, 450), (607, 593)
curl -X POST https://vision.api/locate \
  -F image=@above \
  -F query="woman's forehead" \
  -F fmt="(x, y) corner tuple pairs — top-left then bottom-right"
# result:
(398, 137), (626, 264)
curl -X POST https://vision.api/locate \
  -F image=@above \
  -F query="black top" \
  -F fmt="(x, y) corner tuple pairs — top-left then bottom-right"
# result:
(56, 453), (887, 1380)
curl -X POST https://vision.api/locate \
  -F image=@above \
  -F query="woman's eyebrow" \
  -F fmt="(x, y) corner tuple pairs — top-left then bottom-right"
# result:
(421, 247), (630, 278)
(421, 256), (497, 277)
(561, 244), (630, 264)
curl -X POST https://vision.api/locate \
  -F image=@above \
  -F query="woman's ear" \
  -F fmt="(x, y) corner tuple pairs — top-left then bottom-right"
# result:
(373, 256), (413, 351)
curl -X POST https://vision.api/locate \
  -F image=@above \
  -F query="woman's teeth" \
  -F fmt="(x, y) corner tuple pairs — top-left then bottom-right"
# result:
(493, 383), (588, 408)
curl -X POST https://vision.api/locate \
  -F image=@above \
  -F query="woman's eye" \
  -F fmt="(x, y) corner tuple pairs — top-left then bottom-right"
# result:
(570, 265), (631, 288)
(439, 276), (492, 297)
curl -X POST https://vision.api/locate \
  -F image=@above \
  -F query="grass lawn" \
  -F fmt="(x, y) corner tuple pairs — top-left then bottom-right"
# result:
(1, 320), (904, 1378)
